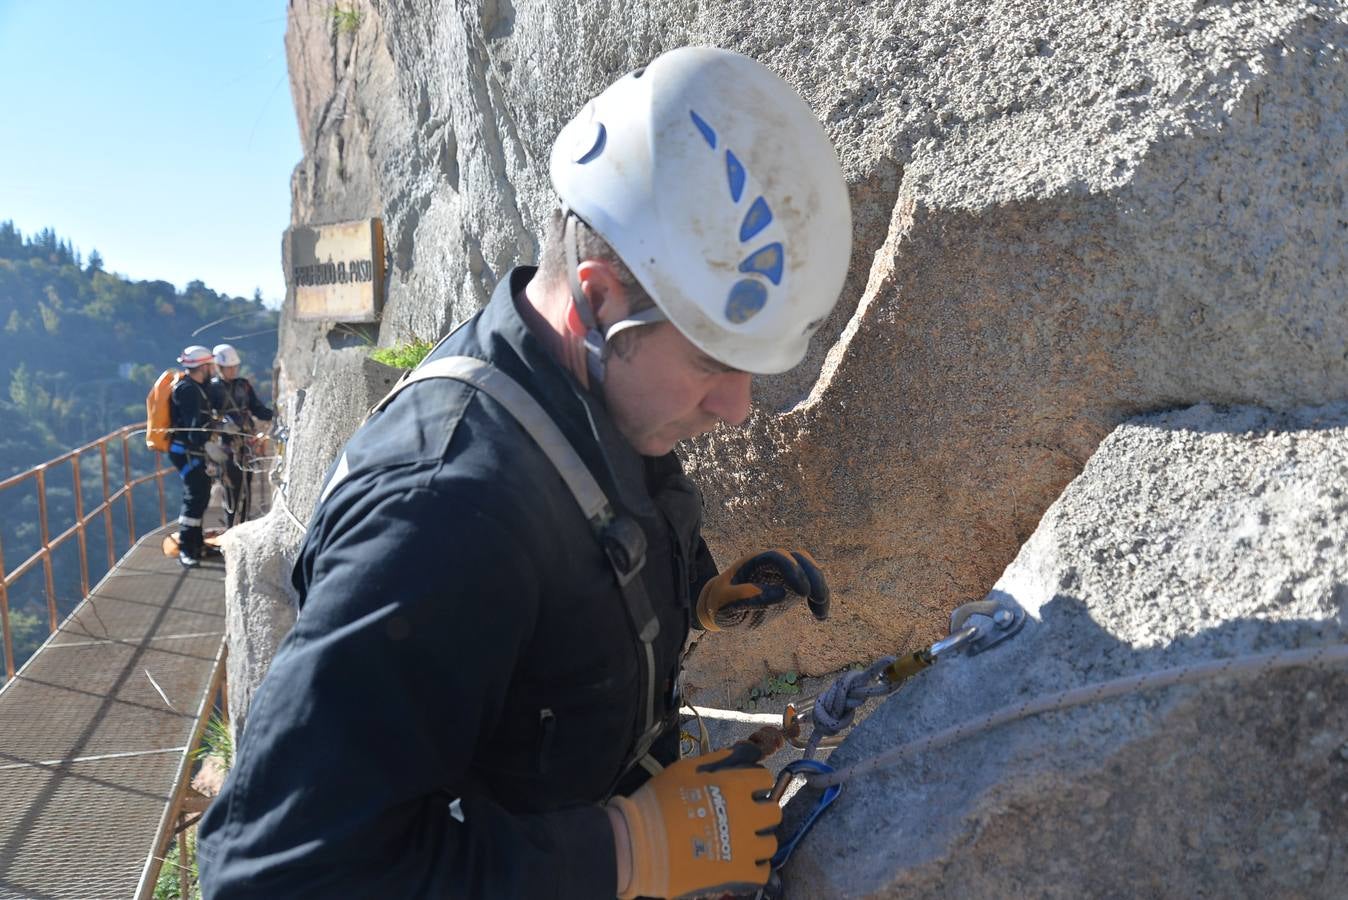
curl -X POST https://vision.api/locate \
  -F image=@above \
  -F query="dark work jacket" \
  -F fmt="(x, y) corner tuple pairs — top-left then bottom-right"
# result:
(197, 267), (717, 899)
(210, 375), (274, 433)
(169, 374), (215, 452)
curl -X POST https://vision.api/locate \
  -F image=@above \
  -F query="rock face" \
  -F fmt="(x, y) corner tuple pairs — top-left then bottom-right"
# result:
(259, 0), (1348, 705)
(680, 1), (1348, 696)
(786, 403), (1348, 898)
(221, 353), (402, 730)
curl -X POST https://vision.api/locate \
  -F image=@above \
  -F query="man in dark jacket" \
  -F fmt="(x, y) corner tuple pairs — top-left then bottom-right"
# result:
(198, 47), (852, 898)
(168, 345), (218, 568)
(209, 343), (274, 527)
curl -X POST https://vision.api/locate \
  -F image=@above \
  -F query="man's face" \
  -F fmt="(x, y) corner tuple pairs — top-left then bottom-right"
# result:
(601, 322), (753, 456)
(220, 365), (240, 381)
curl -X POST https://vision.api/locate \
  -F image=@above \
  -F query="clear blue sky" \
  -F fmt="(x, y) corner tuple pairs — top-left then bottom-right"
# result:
(0, 2), (300, 307)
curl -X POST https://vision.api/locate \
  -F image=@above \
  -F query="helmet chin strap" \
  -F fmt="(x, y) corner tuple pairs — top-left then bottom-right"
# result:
(564, 212), (609, 384)
(563, 211), (666, 386)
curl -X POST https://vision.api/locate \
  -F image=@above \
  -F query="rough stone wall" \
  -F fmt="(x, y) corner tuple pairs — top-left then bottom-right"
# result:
(682, 2), (1348, 695)
(220, 353), (403, 731)
(260, 0), (1348, 707)
(788, 403), (1348, 897)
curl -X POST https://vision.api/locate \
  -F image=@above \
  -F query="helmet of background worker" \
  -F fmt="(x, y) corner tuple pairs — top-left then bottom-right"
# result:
(548, 46), (852, 376)
(177, 345), (214, 369)
(213, 344), (241, 368)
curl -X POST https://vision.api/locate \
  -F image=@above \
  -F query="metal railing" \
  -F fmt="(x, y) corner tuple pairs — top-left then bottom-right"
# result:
(0, 424), (174, 679)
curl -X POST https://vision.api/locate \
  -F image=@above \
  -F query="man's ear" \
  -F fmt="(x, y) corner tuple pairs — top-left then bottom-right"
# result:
(576, 260), (631, 332)
(563, 300), (587, 338)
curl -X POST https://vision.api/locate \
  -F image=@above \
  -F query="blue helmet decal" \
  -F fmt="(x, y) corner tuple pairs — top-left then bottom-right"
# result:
(726, 151), (746, 203)
(690, 109), (788, 326)
(739, 197), (773, 243)
(738, 242), (784, 285)
(574, 122), (607, 164)
(690, 111), (717, 149)
(725, 279), (768, 324)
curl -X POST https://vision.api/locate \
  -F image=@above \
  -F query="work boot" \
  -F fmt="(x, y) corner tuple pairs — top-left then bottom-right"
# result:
(200, 532), (223, 558)
(178, 527), (201, 569)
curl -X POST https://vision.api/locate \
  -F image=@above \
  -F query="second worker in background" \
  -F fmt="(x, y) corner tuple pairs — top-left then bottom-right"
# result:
(209, 343), (273, 528)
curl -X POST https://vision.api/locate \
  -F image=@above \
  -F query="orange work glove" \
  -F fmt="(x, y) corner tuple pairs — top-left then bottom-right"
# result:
(607, 744), (780, 899)
(696, 549), (830, 631)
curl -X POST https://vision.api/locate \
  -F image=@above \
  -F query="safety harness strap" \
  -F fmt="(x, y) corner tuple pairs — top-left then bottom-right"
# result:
(363, 354), (665, 778)
(373, 356), (614, 526)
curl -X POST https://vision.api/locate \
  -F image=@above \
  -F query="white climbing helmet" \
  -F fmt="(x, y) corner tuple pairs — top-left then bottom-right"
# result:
(213, 344), (241, 368)
(177, 345), (214, 369)
(549, 46), (852, 375)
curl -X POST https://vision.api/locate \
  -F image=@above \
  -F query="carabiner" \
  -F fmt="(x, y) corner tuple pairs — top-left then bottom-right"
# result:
(770, 759), (842, 869)
(781, 699), (847, 751)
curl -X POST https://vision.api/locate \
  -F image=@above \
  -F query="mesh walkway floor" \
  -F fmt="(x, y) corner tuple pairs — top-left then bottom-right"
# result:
(0, 525), (226, 899)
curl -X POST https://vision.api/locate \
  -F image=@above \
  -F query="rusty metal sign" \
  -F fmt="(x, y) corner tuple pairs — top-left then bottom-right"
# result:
(287, 218), (386, 322)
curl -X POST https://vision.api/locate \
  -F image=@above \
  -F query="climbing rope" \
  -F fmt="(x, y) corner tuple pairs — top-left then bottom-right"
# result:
(764, 606), (1348, 878)
(762, 598), (1026, 874)
(782, 596), (1025, 758)
(273, 480), (308, 534)
(806, 640), (1348, 790)
(799, 655), (898, 759)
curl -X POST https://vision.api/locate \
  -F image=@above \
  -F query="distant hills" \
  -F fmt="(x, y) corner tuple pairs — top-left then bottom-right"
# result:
(0, 220), (279, 477)
(0, 219), (280, 676)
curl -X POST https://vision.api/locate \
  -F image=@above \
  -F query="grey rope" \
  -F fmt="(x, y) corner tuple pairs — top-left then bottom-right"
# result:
(808, 641), (1348, 789)
(273, 480), (308, 533)
(805, 655), (897, 759)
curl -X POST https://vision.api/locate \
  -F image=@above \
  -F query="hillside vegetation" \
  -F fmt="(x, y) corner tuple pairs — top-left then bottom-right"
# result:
(0, 219), (279, 676)
(0, 220), (278, 475)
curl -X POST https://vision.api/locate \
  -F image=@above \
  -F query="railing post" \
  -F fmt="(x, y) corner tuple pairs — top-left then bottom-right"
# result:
(35, 467), (58, 632)
(72, 452), (90, 598)
(155, 451), (168, 527)
(99, 442), (116, 570)
(122, 435), (136, 548)
(177, 814), (192, 900)
(0, 535), (13, 681)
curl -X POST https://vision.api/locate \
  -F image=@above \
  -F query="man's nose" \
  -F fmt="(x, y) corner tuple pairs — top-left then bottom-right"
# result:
(703, 372), (753, 426)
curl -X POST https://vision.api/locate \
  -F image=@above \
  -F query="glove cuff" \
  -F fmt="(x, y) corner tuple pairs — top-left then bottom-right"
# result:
(695, 582), (722, 632)
(608, 792), (669, 899)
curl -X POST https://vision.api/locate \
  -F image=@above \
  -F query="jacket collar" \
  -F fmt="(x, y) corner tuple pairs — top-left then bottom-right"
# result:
(466, 267), (657, 518)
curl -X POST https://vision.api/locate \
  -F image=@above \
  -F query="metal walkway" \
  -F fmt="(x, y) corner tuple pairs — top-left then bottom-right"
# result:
(0, 525), (226, 900)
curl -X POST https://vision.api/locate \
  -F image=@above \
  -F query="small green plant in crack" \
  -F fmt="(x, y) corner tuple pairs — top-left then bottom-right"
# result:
(370, 337), (435, 370)
(330, 4), (362, 34)
(743, 670), (801, 709)
(192, 713), (234, 769)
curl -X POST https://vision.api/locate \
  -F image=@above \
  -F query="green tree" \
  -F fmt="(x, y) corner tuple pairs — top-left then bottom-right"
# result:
(37, 301), (60, 334)
(3, 608), (47, 677)
(9, 363), (32, 411)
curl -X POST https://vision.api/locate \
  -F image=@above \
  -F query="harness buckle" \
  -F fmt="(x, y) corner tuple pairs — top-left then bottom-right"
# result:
(600, 516), (647, 587)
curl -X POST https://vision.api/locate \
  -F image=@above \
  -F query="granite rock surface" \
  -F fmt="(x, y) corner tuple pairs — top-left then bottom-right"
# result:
(256, 0), (1348, 701)
(786, 403), (1348, 897)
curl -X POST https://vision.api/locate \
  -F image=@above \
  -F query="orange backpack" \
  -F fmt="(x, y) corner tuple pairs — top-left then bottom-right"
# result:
(145, 370), (182, 452)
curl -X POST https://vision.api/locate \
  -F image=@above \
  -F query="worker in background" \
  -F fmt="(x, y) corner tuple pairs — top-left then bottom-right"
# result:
(168, 345), (218, 568)
(209, 343), (273, 527)
(198, 47), (851, 899)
